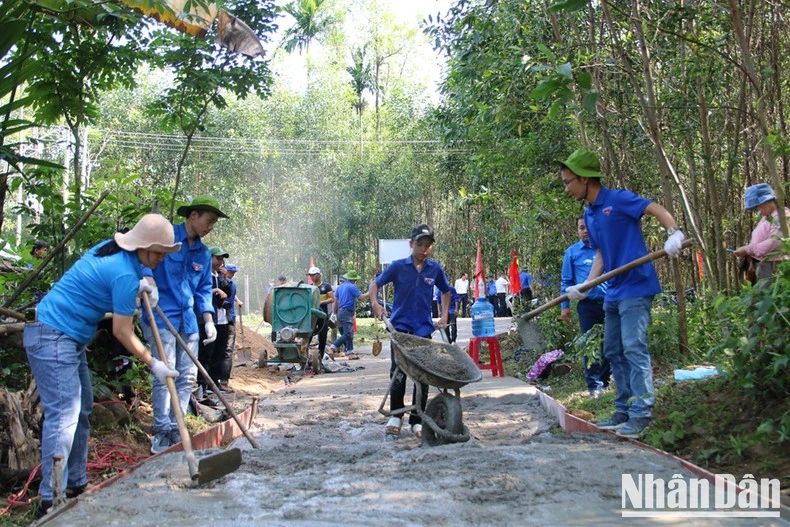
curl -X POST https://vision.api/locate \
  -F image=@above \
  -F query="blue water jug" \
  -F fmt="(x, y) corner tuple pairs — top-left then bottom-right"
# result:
(471, 296), (495, 337)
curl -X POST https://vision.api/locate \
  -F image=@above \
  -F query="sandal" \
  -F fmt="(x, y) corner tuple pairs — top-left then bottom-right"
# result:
(346, 352), (360, 360)
(411, 423), (423, 439)
(386, 417), (402, 436)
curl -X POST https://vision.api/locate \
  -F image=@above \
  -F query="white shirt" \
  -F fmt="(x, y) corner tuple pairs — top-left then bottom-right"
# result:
(495, 277), (509, 294)
(454, 278), (469, 295)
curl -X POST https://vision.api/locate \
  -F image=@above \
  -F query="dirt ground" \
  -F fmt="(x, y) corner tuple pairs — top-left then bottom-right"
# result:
(40, 322), (787, 527)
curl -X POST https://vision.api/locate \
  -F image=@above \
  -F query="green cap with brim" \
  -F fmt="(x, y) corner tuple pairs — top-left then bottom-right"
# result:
(176, 195), (228, 218)
(343, 270), (361, 281)
(209, 246), (229, 258)
(556, 148), (603, 179)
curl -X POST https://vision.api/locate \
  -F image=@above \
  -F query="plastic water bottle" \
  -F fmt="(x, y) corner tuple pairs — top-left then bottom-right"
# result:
(471, 296), (495, 337)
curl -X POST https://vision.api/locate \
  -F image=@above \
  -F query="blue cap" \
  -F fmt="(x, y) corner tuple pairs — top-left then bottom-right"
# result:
(744, 183), (775, 210)
(225, 264), (238, 273)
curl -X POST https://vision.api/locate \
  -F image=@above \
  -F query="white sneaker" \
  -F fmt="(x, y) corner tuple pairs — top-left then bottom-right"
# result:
(385, 417), (402, 436)
(411, 423), (423, 438)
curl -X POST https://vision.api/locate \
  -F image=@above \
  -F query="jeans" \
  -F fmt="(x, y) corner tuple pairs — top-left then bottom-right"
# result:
(23, 323), (92, 501)
(331, 308), (355, 352)
(141, 322), (198, 434)
(577, 299), (610, 391)
(603, 296), (655, 418)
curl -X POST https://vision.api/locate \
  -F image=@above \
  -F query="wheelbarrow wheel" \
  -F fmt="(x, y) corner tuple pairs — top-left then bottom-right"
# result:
(423, 392), (463, 447)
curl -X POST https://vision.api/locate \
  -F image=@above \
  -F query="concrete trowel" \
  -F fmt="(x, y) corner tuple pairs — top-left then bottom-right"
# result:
(141, 292), (242, 485)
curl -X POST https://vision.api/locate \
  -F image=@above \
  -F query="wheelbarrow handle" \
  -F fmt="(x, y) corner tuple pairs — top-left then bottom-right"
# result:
(519, 239), (694, 322)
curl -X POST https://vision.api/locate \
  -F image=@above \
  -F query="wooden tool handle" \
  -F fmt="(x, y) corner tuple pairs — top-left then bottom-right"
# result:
(141, 292), (200, 479)
(519, 239), (694, 322)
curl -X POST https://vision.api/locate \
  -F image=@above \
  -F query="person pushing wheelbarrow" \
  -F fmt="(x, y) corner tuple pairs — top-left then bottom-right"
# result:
(369, 223), (452, 439)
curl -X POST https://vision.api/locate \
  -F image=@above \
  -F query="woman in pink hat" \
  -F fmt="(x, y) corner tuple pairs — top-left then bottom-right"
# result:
(24, 214), (181, 518)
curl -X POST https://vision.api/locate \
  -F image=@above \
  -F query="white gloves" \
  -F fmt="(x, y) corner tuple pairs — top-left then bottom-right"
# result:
(150, 358), (179, 383)
(203, 321), (217, 345)
(329, 313), (337, 324)
(566, 281), (590, 301)
(138, 278), (158, 308)
(664, 229), (685, 257)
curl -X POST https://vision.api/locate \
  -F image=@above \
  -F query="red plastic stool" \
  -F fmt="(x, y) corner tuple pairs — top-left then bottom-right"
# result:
(468, 336), (504, 377)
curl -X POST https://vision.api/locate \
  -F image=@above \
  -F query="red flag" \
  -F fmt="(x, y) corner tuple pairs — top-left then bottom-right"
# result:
(508, 249), (522, 295)
(307, 256), (315, 284)
(473, 239), (485, 299)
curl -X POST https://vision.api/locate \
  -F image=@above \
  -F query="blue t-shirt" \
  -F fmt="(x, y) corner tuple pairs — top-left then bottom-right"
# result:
(519, 271), (533, 289)
(584, 186), (661, 301)
(560, 240), (607, 309)
(335, 280), (362, 310)
(142, 222), (213, 334)
(487, 280), (497, 296)
(37, 241), (141, 344)
(376, 256), (450, 337)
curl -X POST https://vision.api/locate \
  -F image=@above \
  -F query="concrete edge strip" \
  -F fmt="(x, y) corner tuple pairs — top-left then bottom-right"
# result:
(536, 389), (790, 520)
(36, 406), (254, 525)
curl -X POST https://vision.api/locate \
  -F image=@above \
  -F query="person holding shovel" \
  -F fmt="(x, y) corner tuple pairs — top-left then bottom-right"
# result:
(140, 195), (226, 454)
(24, 214), (181, 518)
(370, 224), (451, 439)
(224, 263), (242, 362)
(558, 148), (685, 438)
(327, 270), (369, 360)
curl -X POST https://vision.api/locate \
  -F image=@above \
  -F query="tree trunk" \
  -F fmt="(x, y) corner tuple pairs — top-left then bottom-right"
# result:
(728, 0), (789, 237)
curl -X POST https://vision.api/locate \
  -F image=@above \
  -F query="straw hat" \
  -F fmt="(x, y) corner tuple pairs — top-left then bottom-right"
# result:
(114, 214), (181, 253)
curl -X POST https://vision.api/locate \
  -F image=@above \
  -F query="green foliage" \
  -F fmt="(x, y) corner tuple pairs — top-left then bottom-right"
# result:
(0, 342), (31, 391)
(708, 257), (790, 401)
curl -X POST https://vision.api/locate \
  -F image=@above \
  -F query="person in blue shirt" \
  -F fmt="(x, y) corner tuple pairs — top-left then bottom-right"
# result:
(24, 214), (180, 518)
(559, 148), (685, 438)
(560, 215), (611, 397)
(446, 286), (461, 343)
(327, 270), (369, 360)
(140, 195), (226, 454)
(518, 268), (533, 301)
(223, 263), (243, 370)
(486, 275), (498, 313)
(370, 223), (451, 439)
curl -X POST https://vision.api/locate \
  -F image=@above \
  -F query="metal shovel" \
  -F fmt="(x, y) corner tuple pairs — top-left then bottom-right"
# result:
(141, 292), (243, 485)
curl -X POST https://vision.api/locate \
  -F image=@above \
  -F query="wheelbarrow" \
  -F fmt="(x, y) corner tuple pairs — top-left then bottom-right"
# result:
(378, 320), (482, 446)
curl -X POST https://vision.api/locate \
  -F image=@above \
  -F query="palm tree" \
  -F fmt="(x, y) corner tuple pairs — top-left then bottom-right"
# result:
(281, 0), (330, 56)
(346, 45), (373, 116)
